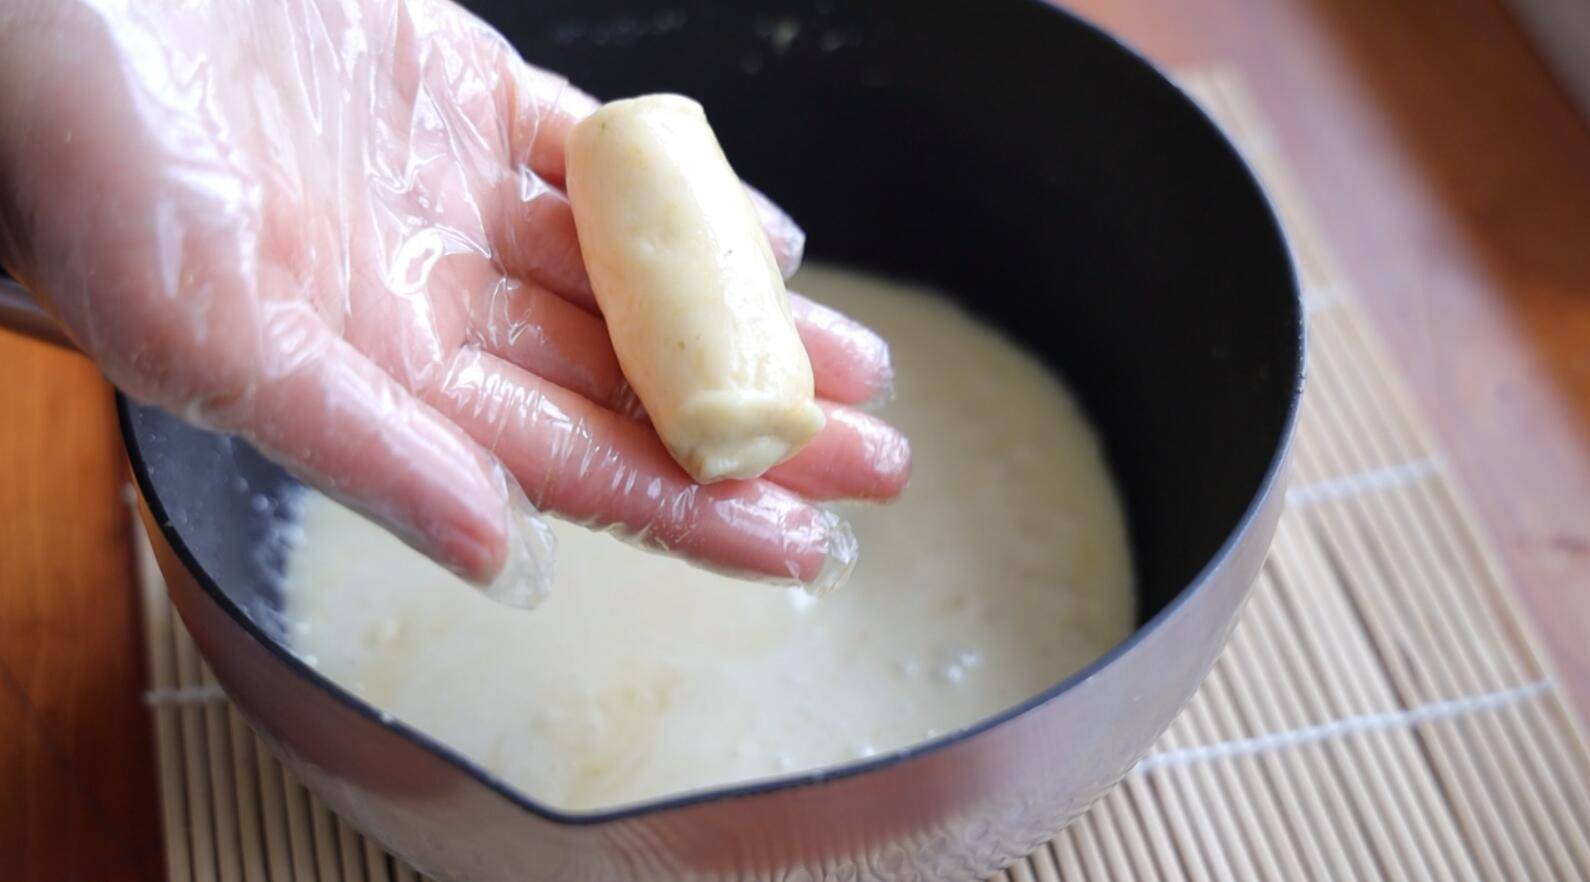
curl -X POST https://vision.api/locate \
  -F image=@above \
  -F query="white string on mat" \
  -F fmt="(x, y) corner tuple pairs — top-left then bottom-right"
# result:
(1137, 682), (1552, 774)
(1284, 457), (1441, 508)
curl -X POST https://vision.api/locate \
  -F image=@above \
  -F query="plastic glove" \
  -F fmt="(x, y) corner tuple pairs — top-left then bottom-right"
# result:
(0, 0), (909, 604)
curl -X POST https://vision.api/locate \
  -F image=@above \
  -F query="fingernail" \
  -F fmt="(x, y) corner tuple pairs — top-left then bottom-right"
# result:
(473, 465), (558, 609)
(746, 185), (807, 278)
(802, 509), (857, 598)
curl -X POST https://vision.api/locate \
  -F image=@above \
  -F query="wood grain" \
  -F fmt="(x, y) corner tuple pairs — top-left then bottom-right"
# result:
(1, 0), (1586, 877)
(0, 332), (161, 880)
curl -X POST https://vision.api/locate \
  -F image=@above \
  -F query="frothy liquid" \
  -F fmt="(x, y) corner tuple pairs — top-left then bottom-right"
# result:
(283, 264), (1134, 811)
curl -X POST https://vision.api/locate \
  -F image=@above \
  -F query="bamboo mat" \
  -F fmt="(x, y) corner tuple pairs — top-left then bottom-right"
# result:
(135, 69), (1590, 882)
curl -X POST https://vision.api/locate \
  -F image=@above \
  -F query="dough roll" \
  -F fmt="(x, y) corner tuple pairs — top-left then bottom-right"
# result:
(565, 95), (825, 483)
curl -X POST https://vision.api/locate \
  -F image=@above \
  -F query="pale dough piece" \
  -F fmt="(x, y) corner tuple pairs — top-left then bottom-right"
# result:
(565, 94), (825, 483)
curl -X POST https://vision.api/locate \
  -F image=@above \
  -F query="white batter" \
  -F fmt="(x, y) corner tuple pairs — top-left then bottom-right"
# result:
(283, 264), (1134, 812)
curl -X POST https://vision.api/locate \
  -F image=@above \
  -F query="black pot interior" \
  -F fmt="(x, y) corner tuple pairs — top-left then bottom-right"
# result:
(125, 0), (1300, 652)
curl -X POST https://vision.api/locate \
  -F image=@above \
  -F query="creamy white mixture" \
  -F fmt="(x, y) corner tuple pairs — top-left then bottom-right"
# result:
(283, 264), (1134, 812)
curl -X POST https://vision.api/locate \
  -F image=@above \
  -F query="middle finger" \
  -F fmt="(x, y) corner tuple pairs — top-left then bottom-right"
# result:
(461, 272), (911, 502)
(466, 272), (896, 409)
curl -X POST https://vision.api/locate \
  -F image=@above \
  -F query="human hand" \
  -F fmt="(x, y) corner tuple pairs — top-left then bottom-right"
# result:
(0, 0), (908, 602)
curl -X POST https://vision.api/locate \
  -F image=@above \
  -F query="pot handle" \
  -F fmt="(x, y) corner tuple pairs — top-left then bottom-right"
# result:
(0, 275), (75, 351)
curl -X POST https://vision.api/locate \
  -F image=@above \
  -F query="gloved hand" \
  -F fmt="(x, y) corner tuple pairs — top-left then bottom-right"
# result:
(0, 0), (909, 604)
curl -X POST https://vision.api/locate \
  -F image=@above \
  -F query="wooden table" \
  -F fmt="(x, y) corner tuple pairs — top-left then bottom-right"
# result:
(4, 0), (1587, 877)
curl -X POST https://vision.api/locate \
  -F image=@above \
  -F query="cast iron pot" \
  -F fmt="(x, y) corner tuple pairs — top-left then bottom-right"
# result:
(120, 1), (1303, 879)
